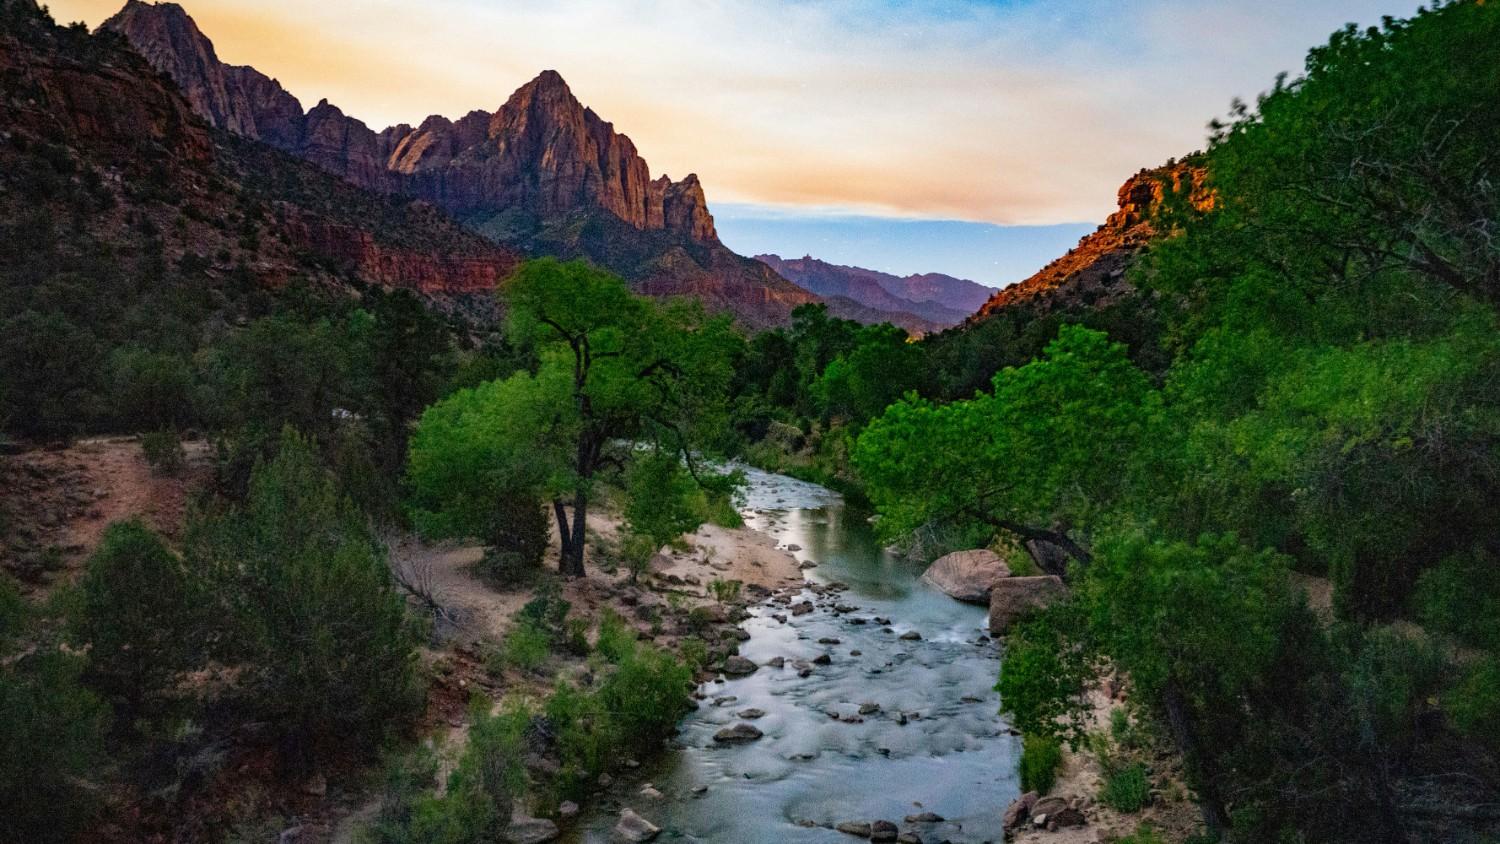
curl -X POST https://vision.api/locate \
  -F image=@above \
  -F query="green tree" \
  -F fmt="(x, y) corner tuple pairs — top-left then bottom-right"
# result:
(188, 428), (421, 759)
(77, 520), (200, 726)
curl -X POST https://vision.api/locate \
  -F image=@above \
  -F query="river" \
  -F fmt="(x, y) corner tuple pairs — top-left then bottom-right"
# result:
(573, 466), (1020, 842)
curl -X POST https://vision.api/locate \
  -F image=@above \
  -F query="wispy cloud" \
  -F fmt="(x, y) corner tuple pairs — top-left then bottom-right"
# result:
(54, 0), (1420, 224)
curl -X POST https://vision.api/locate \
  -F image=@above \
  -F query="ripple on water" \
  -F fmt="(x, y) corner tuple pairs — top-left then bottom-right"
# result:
(572, 466), (1020, 843)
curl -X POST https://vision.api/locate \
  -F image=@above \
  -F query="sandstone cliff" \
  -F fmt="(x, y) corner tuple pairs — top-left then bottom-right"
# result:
(103, 1), (817, 325)
(968, 160), (1212, 322)
(2, 1), (520, 319)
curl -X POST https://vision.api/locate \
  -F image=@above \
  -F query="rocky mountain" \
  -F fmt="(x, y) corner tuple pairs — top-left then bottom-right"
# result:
(755, 254), (990, 328)
(103, 0), (816, 327)
(967, 160), (1211, 323)
(0, 0), (520, 319)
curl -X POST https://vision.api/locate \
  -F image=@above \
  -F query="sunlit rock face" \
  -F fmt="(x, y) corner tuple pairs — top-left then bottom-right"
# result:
(104, 2), (817, 327)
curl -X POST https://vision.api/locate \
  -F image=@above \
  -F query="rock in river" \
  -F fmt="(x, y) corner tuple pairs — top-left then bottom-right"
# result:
(871, 819), (899, 841)
(613, 808), (660, 842)
(919, 549), (1011, 603)
(722, 655), (758, 675)
(505, 813), (559, 843)
(835, 820), (871, 837)
(713, 722), (764, 743)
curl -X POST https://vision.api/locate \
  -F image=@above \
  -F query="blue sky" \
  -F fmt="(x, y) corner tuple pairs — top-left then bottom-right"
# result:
(715, 204), (1092, 287)
(56, 0), (1427, 282)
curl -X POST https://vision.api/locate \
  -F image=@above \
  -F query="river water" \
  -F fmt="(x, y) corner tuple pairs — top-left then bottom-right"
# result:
(574, 467), (1020, 842)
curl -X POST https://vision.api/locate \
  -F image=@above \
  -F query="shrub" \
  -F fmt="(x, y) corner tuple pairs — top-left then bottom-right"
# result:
(594, 609), (635, 663)
(0, 577), (110, 842)
(1115, 825), (1167, 844)
(597, 644), (693, 750)
(77, 520), (199, 725)
(1019, 734), (1062, 795)
(562, 616), (591, 657)
(187, 428), (422, 757)
(1100, 763), (1151, 813)
(620, 532), (656, 583)
(1447, 657), (1500, 756)
(495, 621), (551, 675)
(140, 429), (186, 476)
(359, 703), (528, 844)
(708, 577), (741, 605)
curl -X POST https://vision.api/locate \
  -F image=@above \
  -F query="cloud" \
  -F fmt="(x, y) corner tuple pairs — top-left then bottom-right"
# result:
(52, 0), (1421, 224)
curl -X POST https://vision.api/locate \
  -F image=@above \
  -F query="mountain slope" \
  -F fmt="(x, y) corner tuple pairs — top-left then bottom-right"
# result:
(103, 0), (816, 327)
(755, 253), (987, 327)
(0, 0), (520, 321)
(966, 160), (1211, 322)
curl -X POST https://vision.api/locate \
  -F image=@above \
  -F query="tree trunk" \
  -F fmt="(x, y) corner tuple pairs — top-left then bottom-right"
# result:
(552, 498), (574, 575)
(1162, 681), (1231, 838)
(563, 487), (588, 578)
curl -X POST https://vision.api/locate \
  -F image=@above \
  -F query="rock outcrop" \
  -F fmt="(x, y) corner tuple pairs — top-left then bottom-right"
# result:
(987, 576), (1068, 635)
(1, 2), (519, 320)
(968, 160), (1212, 323)
(919, 549), (1012, 604)
(103, 1), (819, 326)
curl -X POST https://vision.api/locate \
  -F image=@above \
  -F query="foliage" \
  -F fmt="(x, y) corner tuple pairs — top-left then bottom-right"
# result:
(708, 577), (742, 605)
(76, 520), (199, 726)
(1100, 763), (1151, 813)
(495, 621), (552, 675)
(409, 259), (740, 576)
(0, 577), (109, 842)
(360, 703), (529, 844)
(187, 428), (422, 756)
(1019, 734), (1062, 795)
(140, 428), (186, 475)
(594, 609), (636, 664)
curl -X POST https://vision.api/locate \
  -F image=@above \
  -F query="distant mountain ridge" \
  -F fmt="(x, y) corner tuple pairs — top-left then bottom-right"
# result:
(754, 254), (994, 328)
(102, 0), (816, 326)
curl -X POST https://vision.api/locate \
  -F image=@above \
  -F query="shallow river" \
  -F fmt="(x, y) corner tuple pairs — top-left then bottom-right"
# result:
(574, 467), (1020, 842)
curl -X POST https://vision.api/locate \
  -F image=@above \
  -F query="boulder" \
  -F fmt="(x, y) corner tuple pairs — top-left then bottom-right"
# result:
(1031, 796), (1070, 818)
(870, 820), (899, 841)
(613, 808), (660, 842)
(920, 549), (1011, 603)
(505, 813), (559, 843)
(722, 655), (758, 676)
(1002, 791), (1039, 829)
(713, 722), (764, 743)
(987, 576), (1068, 635)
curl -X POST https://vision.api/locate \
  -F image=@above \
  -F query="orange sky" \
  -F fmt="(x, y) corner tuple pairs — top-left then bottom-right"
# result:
(50, 0), (1421, 226)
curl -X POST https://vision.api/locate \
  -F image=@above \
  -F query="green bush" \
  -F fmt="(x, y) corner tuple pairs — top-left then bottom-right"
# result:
(1100, 763), (1151, 813)
(495, 621), (551, 675)
(1447, 657), (1500, 756)
(708, 577), (741, 605)
(1019, 734), (1062, 795)
(594, 609), (636, 664)
(620, 532), (657, 583)
(359, 703), (528, 844)
(187, 428), (422, 756)
(1115, 825), (1167, 844)
(140, 429), (186, 476)
(0, 577), (110, 842)
(77, 520), (199, 725)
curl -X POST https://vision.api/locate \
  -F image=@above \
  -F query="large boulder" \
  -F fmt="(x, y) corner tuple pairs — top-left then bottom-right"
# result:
(713, 722), (764, 743)
(920, 549), (1011, 603)
(987, 576), (1068, 635)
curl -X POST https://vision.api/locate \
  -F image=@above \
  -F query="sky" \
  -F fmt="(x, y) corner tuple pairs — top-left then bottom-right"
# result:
(53, 0), (1423, 286)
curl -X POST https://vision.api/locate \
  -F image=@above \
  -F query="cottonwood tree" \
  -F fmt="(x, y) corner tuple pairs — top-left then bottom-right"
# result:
(408, 259), (741, 577)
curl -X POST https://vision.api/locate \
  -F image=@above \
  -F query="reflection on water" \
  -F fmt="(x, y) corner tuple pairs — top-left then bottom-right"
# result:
(573, 467), (1019, 842)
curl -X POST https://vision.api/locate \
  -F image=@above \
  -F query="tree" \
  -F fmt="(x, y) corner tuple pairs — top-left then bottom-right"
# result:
(188, 428), (421, 760)
(77, 520), (200, 726)
(410, 259), (739, 577)
(855, 325), (1161, 573)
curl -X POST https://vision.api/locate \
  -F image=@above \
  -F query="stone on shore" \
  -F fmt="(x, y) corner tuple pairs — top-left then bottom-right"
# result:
(722, 655), (758, 675)
(987, 576), (1068, 635)
(505, 813), (559, 843)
